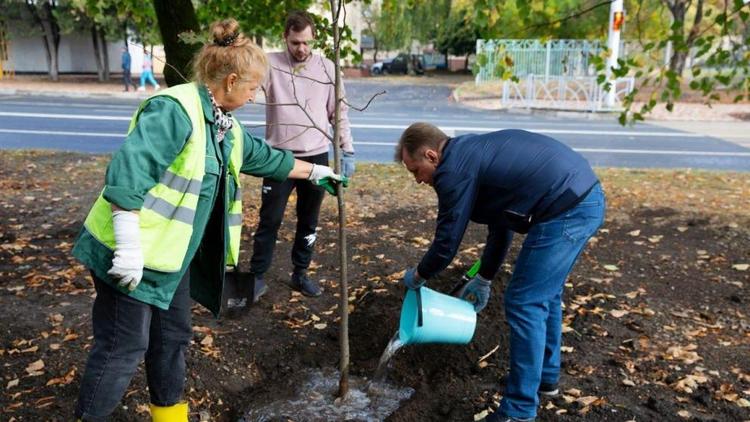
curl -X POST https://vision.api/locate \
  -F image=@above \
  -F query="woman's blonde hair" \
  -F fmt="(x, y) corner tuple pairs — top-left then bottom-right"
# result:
(192, 19), (268, 86)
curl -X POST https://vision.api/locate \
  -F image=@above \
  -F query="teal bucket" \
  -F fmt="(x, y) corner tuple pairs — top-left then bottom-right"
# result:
(399, 287), (477, 345)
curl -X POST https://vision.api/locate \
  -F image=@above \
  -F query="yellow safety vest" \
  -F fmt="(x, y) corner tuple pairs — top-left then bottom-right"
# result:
(83, 82), (245, 273)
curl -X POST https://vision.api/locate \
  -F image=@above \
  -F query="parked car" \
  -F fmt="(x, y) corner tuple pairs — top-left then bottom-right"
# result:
(371, 53), (424, 75)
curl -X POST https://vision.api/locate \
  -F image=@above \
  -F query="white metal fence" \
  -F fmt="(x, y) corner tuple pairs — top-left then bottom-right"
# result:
(475, 39), (635, 111)
(500, 75), (635, 112)
(475, 39), (604, 83)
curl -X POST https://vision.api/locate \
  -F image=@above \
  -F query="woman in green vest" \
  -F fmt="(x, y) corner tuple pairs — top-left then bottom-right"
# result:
(72, 19), (344, 422)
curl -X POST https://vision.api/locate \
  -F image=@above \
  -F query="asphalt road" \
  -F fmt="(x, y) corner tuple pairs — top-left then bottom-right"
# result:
(1, 81), (749, 171)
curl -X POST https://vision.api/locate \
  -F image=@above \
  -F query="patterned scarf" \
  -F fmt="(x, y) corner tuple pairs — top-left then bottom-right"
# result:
(205, 86), (234, 142)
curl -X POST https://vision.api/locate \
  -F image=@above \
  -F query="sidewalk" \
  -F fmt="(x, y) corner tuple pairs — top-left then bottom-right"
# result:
(0, 74), (163, 99)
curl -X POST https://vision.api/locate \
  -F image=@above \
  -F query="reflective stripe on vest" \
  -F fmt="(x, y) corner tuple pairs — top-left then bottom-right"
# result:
(83, 82), (245, 273)
(225, 117), (243, 266)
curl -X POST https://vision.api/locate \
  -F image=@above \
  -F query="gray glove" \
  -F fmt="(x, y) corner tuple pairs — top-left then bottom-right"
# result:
(341, 152), (355, 178)
(458, 275), (491, 313)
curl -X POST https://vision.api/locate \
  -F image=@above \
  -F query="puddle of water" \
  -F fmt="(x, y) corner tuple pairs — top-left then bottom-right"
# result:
(242, 367), (414, 422)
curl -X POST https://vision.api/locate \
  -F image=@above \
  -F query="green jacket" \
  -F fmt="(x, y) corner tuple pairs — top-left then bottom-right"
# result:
(72, 85), (294, 314)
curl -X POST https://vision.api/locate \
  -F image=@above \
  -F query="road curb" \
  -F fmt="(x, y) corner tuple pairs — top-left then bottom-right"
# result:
(0, 88), (151, 100)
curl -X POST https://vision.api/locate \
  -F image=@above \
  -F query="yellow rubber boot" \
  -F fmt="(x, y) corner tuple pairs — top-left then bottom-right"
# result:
(150, 402), (188, 422)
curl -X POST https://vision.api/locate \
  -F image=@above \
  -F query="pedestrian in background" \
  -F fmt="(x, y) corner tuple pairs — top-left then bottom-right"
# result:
(72, 19), (343, 421)
(248, 10), (355, 299)
(396, 123), (606, 422)
(138, 49), (160, 91)
(120, 46), (136, 92)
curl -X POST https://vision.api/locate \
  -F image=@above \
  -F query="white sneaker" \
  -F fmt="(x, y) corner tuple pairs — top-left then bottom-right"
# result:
(137, 86), (145, 92)
(154, 84), (161, 90)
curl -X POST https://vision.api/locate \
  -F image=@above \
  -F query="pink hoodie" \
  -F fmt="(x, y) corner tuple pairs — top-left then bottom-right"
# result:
(262, 51), (354, 157)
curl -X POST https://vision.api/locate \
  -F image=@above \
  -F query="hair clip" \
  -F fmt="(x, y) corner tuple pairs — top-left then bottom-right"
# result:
(215, 33), (238, 47)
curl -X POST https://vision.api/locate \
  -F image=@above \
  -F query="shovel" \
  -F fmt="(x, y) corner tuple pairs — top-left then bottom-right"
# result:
(449, 259), (482, 297)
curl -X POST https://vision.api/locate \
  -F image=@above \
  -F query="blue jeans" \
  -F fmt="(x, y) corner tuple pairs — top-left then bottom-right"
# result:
(75, 272), (192, 421)
(500, 184), (605, 419)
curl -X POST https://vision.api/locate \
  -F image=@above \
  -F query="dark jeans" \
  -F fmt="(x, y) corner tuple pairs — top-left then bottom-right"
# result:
(122, 69), (134, 91)
(250, 152), (328, 276)
(500, 184), (606, 419)
(75, 271), (192, 421)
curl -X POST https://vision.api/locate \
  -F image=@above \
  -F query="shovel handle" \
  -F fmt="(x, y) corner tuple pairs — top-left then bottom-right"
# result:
(416, 288), (423, 327)
(449, 259), (482, 297)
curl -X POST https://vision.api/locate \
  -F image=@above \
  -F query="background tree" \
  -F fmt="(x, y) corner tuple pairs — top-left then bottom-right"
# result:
(22, 0), (63, 81)
(376, 0), (451, 52)
(435, 6), (479, 70)
(602, 0), (749, 124)
(361, 2), (379, 61)
(196, 0), (313, 46)
(472, 0), (749, 124)
(151, 0), (200, 86)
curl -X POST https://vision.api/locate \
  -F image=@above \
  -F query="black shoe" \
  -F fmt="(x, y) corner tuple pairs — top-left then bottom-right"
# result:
(253, 274), (268, 303)
(538, 382), (559, 397)
(291, 273), (321, 297)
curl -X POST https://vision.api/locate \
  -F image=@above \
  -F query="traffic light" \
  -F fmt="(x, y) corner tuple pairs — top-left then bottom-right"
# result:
(613, 11), (624, 31)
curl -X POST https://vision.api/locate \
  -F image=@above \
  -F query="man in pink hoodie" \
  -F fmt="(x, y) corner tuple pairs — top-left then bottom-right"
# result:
(249, 10), (355, 298)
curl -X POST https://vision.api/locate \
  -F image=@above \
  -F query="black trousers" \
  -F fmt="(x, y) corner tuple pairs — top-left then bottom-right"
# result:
(76, 271), (191, 420)
(250, 152), (328, 276)
(122, 69), (134, 91)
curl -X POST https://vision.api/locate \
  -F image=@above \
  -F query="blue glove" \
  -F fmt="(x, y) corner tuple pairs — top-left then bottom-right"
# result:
(458, 275), (491, 313)
(341, 152), (355, 178)
(401, 268), (425, 290)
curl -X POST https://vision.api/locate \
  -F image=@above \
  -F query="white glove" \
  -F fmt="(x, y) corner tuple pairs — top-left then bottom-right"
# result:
(107, 210), (144, 291)
(307, 164), (343, 184)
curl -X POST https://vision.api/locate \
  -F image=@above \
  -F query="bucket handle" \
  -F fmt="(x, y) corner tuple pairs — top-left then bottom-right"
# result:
(416, 288), (424, 327)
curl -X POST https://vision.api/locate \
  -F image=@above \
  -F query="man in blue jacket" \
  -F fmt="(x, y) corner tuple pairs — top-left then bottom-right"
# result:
(397, 123), (605, 422)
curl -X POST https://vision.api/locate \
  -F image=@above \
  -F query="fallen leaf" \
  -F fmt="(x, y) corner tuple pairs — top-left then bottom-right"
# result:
(648, 235), (663, 243)
(200, 335), (213, 347)
(25, 359), (45, 376)
(560, 346), (574, 353)
(603, 264), (619, 271)
(6, 379), (19, 389)
(677, 410), (691, 419)
(737, 398), (750, 408)
(622, 378), (635, 386)
(314, 323), (327, 330)
(473, 410), (489, 421)
(627, 230), (640, 237)
(565, 388), (582, 397)
(45, 368), (76, 386)
(63, 333), (79, 342)
(576, 396), (599, 406)
(610, 309), (629, 318)
(732, 264), (749, 271)
(676, 226), (688, 232)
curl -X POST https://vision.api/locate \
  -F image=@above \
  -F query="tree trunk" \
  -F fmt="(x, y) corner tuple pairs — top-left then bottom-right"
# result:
(27, 1), (60, 81)
(100, 28), (110, 81)
(151, 0), (200, 86)
(664, 0), (703, 77)
(331, 0), (350, 400)
(92, 25), (104, 82)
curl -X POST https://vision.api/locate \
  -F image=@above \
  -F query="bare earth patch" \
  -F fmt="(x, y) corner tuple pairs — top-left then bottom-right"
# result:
(1, 151), (749, 421)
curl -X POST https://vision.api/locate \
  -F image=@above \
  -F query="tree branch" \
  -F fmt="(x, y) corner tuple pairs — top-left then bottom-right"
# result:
(341, 90), (386, 112)
(270, 64), (334, 85)
(504, 0), (615, 37)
